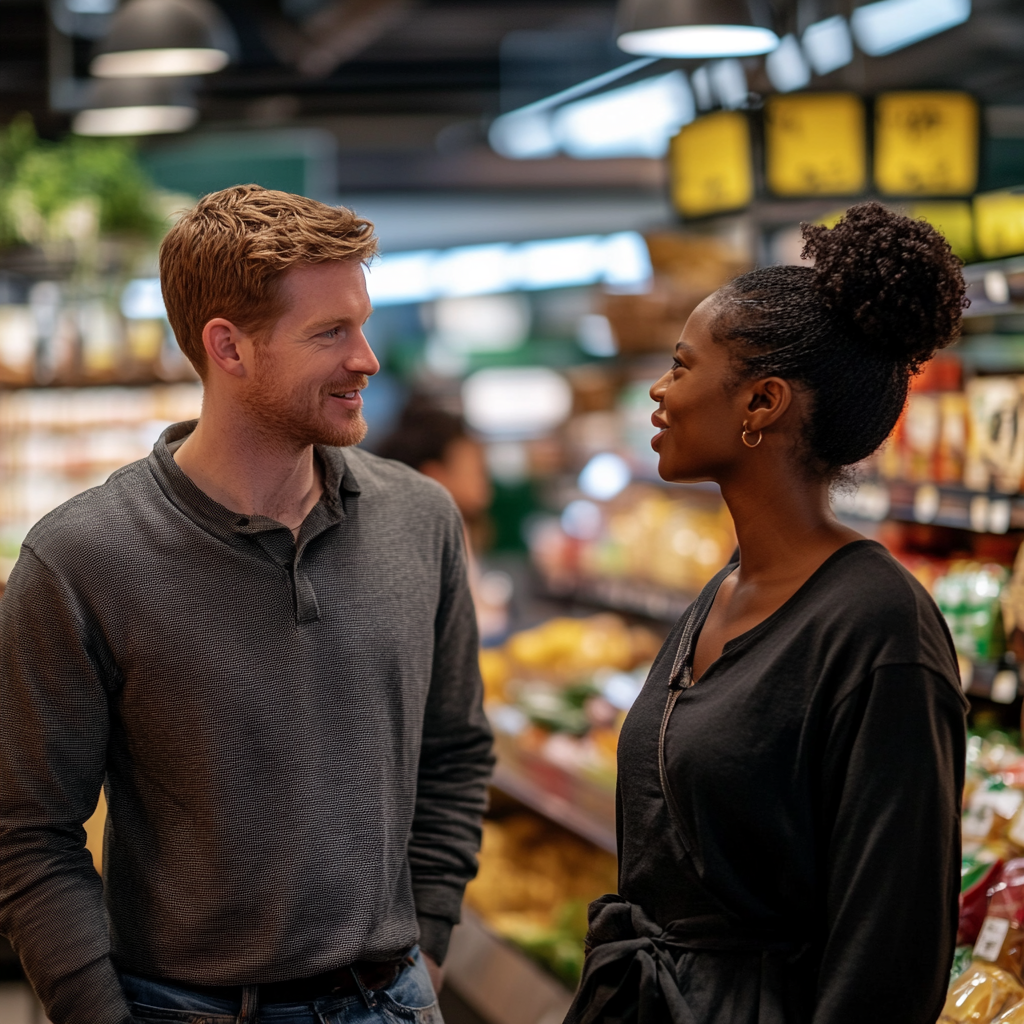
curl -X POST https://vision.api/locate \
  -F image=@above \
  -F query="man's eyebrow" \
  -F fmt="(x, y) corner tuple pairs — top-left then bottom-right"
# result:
(305, 316), (352, 333)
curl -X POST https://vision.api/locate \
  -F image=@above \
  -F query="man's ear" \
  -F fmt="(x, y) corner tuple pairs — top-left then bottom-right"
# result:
(202, 318), (249, 379)
(744, 377), (793, 432)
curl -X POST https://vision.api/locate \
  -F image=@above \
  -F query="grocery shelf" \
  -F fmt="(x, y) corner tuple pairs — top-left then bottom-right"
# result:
(963, 660), (1022, 705)
(445, 909), (574, 1024)
(491, 761), (617, 855)
(834, 479), (1024, 534)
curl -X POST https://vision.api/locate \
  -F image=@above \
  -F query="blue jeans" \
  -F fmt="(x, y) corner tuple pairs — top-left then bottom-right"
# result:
(120, 948), (443, 1024)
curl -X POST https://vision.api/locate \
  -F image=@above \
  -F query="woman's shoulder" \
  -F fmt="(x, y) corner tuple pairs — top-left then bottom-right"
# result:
(810, 539), (959, 676)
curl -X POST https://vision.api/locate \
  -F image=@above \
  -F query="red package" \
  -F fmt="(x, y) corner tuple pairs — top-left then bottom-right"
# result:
(962, 860), (1005, 946)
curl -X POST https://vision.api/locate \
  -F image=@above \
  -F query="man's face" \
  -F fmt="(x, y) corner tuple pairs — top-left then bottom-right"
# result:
(243, 260), (379, 449)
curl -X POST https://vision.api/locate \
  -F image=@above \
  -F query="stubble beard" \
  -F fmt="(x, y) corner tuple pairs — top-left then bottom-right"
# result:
(244, 351), (369, 450)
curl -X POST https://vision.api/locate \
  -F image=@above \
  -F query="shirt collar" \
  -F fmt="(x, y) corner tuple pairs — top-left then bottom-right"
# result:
(147, 420), (361, 541)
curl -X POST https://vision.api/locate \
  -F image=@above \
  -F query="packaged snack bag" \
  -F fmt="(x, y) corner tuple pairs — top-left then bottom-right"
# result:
(994, 998), (1024, 1022)
(965, 378), (1024, 494)
(941, 963), (1024, 1022)
(964, 780), (1024, 844)
(962, 861), (1006, 947)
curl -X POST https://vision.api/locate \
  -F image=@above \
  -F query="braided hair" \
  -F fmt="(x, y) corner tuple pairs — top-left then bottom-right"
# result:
(710, 201), (967, 475)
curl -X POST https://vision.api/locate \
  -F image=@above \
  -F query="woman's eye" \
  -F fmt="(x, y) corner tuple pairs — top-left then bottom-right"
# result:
(671, 358), (683, 370)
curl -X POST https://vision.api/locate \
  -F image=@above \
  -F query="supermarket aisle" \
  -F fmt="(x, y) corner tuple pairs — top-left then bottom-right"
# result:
(0, 983), (47, 1023)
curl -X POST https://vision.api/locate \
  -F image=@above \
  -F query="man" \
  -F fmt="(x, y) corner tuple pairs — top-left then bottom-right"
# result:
(0, 184), (494, 1024)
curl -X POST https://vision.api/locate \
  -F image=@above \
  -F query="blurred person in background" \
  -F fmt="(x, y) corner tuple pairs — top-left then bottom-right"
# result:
(376, 398), (492, 537)
(0, 185), (493, 1024)
(566, 203), (968, 1024)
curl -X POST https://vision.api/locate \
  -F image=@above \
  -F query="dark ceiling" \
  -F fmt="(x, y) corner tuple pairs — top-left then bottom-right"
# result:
(2, 0), (1024, 193)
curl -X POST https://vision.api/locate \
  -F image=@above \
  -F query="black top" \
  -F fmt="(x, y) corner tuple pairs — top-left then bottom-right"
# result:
(614, 540), (967, 1024)
(0, 421), (493, 1024)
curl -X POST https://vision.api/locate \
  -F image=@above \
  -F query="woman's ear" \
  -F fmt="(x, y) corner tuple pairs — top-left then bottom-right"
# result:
(744, 377), (793, 431)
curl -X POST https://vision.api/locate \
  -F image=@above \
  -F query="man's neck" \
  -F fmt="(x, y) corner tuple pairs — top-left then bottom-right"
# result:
(173, 401), (324, 540)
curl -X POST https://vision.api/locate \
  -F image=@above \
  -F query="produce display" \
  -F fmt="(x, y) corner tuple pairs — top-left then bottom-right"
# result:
(529, 485), (736, 603)
(463, 810), (617, 987)
(480, 613), (663, 800)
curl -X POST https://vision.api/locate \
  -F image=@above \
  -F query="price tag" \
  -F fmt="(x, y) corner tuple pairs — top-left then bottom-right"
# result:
(875, 92), (979, 196)
(975, 916), (1010, 962)
(765, 93), (866, 197)
(670, 112), (753, 218)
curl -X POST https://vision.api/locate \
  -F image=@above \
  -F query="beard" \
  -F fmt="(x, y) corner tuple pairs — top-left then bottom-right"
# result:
(242, 349), (369, 450)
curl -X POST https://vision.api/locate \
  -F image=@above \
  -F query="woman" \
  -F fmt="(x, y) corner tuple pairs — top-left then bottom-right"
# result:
(567, 203), (968, 1024)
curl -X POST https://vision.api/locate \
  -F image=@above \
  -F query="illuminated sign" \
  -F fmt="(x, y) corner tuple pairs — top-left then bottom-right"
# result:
(670, 112), (753, 218)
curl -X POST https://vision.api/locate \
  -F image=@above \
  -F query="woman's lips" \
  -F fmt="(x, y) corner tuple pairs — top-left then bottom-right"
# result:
(651, 428), (667, 451)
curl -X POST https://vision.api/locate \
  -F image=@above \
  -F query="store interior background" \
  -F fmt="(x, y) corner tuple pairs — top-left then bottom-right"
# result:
(4, 0), (1024, 1021)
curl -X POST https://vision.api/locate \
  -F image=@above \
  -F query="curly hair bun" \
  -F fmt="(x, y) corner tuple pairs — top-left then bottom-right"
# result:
(800, 201), (967, 369)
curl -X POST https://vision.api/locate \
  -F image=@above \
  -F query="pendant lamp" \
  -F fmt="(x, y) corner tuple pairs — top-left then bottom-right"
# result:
(91, 0), (238, 78)
(616, 0), (779, 57)
(72, 76), (198, 135)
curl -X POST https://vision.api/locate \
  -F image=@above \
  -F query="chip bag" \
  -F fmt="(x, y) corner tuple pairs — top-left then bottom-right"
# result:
(941, 963), (1024, 1022)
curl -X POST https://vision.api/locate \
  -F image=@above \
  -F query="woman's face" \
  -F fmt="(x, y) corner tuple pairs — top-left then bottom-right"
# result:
(649, 296), (756, 484)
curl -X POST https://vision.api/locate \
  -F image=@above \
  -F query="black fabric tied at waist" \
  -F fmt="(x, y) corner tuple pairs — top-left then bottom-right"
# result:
(563, 895), (809, 1024)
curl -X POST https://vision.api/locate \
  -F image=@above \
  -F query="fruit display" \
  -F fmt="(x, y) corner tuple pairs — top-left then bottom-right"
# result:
(481, 613), (663, 798)
(463, 810), (617, 988)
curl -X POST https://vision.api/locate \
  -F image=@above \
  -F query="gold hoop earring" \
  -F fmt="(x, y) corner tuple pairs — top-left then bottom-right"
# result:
(741, 424), (763, 448)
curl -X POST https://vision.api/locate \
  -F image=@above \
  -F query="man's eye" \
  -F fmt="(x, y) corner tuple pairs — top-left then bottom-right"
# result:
(322, 327), (344, 339)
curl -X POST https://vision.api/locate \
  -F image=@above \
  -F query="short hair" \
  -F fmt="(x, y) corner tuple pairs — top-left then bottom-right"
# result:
(376, 399), (468, 469)
(159, 184), (377, 377)
(711, 201), (966, 476)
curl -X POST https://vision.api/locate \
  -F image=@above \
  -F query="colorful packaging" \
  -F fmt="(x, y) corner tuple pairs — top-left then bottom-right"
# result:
(962, 861), (1006, 947)
(935, 564), (1009, 663)
(941, 963), (1024, 1022)
(964, 378), (1024, 494)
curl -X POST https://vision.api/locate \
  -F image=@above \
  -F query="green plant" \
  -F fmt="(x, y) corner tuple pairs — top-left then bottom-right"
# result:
(0, 113), (164, 248)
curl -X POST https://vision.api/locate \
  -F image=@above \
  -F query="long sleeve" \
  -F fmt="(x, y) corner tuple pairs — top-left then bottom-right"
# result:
(408, 517), (494, 964)
(0, 546), (131, 1024)
(814, 663), (966, 1024)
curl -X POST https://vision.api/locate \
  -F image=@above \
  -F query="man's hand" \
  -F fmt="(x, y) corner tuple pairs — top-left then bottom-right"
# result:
(423, 952), (445, 995)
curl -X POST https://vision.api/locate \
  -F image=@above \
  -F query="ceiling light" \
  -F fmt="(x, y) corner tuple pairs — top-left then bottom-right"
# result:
(73, 77), (197, 136)
(709, 59), (748, 109)
(616, 0), (778, 57)
(802, 15), (854, 74)
(766, 33), (811, 92)
(552, 71), (695, 159)
(91, 0), (237, 78)
(851, 0), (970, 57)
(463, 368), (573, 438)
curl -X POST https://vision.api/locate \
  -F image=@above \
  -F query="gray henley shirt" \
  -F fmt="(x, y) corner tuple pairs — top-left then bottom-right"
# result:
(0, 420), (494, 1024)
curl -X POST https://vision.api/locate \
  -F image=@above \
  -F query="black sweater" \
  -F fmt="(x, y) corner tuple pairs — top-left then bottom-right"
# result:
(613, 541), (966, 1024)
(0, 421), (494, 1024)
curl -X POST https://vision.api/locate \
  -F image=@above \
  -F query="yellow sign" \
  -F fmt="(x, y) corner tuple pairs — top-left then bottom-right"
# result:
(975, 190), (1024, 260)
(875, 92), (979, 196)
(909, 201), (975, 262)
(670, 112), (753, 218)
(765, 94), (866, 196)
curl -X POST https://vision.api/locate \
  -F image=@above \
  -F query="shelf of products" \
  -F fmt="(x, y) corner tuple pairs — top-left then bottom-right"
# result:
(0, 384), (203, 577)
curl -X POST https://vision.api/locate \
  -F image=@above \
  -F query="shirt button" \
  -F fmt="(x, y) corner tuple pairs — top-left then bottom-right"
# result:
(238, 517), (249, 526)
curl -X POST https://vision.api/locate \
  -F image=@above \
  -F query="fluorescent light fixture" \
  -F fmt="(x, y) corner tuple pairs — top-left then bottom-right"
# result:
(691, 65), (714, 110)
(617, 25), (778, 58)
(488, 111), (558, 160)
(766, 33), (811, 92)
(709, 58), (748, 109)
(73, 105), (197, 136)
(121, 279), (167, 319)
(462, 367), (574, 437)
(364, 232), (653, 306)
(851, 0), (971, 57)
(489, 56), (657, 160)
(92, 47), (229, 77)
(802, 15), (854, 74)
(432, 295), (530, 353)
(430, 244), (517, 299)
(577, 314), (618, 357)
(552, 71), (695, 159)
(578, 452), (631, 500)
